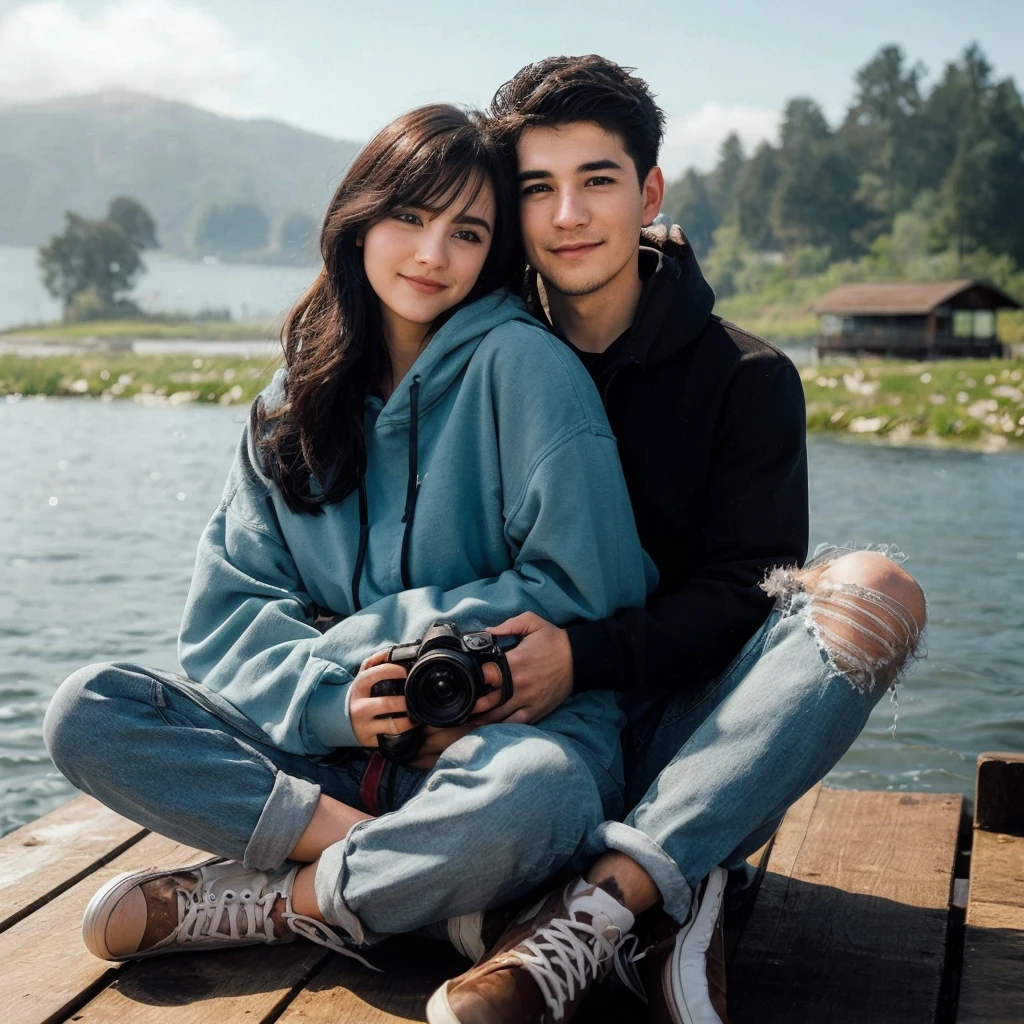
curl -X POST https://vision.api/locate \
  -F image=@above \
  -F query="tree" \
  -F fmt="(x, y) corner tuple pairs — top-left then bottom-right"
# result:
(38, 210), (146, 317)
(192, 202), (270, 256)
(107, 196), (159, 251)
(771, 99), (865, 258)
(706, 133), (746, 223)
(735, 143), (782, 250)
(275, 210), (318, 264)
(662, 170), (717, 258)
(841, 45), (925, 231)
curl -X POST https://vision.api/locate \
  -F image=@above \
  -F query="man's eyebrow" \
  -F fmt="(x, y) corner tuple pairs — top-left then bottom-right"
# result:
(454, 213), (492, 233)
(578, 159), (623, 173)
(517, 159), (624, 183)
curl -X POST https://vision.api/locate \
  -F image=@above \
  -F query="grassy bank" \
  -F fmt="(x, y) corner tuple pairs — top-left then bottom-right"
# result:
(803, 357), (1024, 451)
(0, 353), (282, 405)
(1, 318), (278, 342)
(3, 352), (1023, 452)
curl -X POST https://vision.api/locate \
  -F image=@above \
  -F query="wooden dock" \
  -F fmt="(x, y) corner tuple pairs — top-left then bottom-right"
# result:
(4, 753), (1023, 1023)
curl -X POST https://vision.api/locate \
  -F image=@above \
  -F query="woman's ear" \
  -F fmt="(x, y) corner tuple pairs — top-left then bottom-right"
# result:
(355, 233), (365, 248)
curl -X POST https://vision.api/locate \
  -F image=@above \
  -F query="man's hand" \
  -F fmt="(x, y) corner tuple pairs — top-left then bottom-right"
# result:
(474, 612), (573, 725)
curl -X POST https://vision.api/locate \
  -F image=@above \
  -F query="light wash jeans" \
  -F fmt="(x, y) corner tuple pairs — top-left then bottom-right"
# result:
(43, 663), (620, 940)
(596, 571), (911, 924)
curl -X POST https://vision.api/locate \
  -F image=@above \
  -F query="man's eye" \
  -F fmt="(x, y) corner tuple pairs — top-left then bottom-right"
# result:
(586, 177), (615, 186)
(521, 184), (552, 196)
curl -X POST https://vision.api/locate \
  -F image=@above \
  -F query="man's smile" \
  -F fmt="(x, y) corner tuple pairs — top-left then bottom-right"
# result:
(549, 241), (603, 259)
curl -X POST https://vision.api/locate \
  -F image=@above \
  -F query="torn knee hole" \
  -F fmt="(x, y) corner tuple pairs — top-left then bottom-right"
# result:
(762, 566), (924, 691)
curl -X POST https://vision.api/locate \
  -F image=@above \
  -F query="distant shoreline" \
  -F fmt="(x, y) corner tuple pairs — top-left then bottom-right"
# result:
(2, 349), (1022, 453)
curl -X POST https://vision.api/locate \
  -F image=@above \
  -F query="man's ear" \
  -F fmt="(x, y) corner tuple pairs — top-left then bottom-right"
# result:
(641, 166), (665, 227)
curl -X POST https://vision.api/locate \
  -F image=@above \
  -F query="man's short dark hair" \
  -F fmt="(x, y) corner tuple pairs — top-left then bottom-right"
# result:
(489, 55), (667, 185)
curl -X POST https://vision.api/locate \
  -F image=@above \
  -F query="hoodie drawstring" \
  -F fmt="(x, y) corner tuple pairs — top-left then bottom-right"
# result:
(350, 473), (370, 613)
(349, 374), (422, 612)
(400, 375), (422, 590)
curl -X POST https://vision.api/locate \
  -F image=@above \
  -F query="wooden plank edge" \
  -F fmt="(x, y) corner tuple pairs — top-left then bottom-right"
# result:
(0, 825), (149, 937)
(974, 752), (1024, 835)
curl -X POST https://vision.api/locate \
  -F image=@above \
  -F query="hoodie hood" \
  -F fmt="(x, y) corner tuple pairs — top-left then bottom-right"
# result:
(373, 288), (538, 427)
(524, 239), (716, 372)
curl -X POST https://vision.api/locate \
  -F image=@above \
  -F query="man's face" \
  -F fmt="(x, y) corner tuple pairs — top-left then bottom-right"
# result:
(516, 121), (662, 298)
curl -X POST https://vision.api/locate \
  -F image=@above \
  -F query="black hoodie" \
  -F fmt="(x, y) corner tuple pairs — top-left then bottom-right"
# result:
(534, 242), (809, 695)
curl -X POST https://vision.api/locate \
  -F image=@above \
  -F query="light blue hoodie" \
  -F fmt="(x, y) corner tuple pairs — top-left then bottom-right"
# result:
(178, 289), (656, 768)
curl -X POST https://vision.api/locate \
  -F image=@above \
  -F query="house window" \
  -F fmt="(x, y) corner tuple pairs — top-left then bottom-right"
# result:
(821, 315), (843, 337)
(953, 311), (974, 338)
(973, 311), (996, 338)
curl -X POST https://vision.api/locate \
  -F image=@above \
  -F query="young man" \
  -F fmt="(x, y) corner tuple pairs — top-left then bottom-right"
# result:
(427, 55), (927, 1024)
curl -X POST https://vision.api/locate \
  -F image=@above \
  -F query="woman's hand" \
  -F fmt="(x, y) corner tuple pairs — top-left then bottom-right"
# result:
(348, 650), (417, 749)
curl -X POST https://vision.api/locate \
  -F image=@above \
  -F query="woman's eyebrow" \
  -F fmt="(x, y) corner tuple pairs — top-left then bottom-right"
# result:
(453, 214), (492, 234)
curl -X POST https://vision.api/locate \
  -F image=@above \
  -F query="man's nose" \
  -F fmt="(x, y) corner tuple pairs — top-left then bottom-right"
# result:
(552, 191), (589, 230)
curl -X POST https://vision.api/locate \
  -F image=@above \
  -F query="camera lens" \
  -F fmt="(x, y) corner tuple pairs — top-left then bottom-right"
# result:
(406, 651), (479, 727)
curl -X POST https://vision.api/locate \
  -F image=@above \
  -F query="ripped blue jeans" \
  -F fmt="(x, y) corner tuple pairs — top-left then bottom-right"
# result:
(595, 544), (925, 923)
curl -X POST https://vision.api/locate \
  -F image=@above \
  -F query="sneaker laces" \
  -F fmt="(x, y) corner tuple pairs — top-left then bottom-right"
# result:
(515, 916), (623, 1020)
(174, 876), (283, 946)
(612, 933), (648, 1004)
(173, 865), (380, 972)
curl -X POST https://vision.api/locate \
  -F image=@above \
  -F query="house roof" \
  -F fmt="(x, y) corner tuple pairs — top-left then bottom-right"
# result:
(814, 280), (1021, 316)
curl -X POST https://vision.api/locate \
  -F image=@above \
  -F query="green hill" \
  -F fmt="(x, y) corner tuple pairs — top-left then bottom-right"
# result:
(0, 91), (360, 253)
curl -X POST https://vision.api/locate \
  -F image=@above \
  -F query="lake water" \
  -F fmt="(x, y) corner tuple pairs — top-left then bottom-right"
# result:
(2, 398), (1022, 837)
(0, 245), (315, 329)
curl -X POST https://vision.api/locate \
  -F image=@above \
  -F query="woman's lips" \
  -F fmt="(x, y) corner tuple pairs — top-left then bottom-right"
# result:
(402, 275), (447, 294)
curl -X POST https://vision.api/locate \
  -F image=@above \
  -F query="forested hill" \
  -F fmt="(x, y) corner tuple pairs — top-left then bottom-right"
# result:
(662, 44), (1024, 313)
(0, 91), (360, 252)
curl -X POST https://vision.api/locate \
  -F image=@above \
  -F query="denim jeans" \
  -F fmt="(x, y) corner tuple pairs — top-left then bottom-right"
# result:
(596, 586), (897, 924)
(43, 662), (620, 939)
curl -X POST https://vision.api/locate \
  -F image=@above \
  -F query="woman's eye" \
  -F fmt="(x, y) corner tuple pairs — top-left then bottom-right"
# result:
(394, 211), (422, 225)
(454, 230), (482, 243)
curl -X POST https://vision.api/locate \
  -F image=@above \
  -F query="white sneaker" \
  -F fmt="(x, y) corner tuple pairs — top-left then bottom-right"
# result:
(82, 855), (375, 968)
(429, 879), (634, 1023)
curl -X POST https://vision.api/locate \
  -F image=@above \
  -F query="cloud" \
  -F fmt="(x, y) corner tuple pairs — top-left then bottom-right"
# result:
(0, 0), (265, 110)
(660, 103), (782, 178)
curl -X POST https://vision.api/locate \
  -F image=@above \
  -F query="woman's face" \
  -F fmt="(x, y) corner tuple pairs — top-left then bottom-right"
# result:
(361, 176), (496, 343)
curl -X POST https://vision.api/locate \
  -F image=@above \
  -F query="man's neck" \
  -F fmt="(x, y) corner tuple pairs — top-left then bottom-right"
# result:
(545, 255), (644, 354)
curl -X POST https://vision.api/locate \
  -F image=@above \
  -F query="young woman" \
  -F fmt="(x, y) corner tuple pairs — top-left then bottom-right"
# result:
(44, 104), (653, 964)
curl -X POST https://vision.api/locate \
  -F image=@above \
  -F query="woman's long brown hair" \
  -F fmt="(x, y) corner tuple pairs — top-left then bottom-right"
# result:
(254, 104), (520, 514)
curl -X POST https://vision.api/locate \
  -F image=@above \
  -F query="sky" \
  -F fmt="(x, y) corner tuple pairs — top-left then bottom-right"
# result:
(0, 0), (1022, 177)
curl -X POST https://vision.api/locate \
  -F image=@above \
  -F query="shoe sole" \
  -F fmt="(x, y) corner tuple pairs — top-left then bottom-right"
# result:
(83, 856), (231, 961)
(668, 866), (727, 1024)
(425, 982), (460, 1024)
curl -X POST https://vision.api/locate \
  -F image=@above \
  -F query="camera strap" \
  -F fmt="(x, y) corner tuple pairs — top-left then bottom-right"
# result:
(359, 751), (388, 816)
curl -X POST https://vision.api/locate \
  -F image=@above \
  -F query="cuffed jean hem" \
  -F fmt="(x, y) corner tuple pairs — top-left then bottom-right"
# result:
(595, 820), (692, 924)
(243, 770), (322, 871)
(314, 826), (374, 945)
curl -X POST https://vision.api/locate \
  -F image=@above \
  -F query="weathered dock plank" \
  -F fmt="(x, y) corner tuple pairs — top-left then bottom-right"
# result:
(0, 794), (146, 934)
(68, 943), (331, 1024)
(3, 833), (206, 1024)
(728, 786), (961, 1023)
(958, 752), (1024, 1024)
(277, 938), (467, 1024)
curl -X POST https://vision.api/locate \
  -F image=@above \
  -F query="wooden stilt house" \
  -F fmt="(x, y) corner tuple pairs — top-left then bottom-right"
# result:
(814, 279), (1020, 359)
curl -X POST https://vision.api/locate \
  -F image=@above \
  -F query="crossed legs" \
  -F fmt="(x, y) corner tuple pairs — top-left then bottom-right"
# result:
(583, 549), (928, 919)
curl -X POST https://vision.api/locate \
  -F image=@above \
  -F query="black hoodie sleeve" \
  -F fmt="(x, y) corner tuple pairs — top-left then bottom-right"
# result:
(566, 358), (809, 694)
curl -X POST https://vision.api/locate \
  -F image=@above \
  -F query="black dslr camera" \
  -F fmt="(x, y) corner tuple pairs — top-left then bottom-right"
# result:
(369, 621), (517, 764)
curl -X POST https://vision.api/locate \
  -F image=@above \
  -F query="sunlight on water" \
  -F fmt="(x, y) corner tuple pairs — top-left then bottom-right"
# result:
(1, 403), (1022, 835)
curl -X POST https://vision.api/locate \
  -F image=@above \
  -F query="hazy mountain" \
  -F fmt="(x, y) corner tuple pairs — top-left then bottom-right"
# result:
(0, 91), (361, 252)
